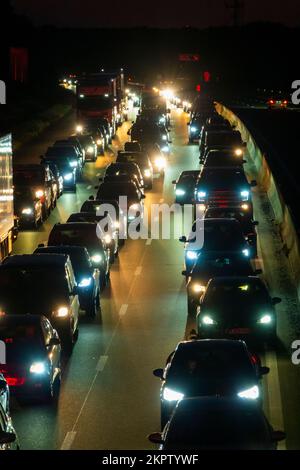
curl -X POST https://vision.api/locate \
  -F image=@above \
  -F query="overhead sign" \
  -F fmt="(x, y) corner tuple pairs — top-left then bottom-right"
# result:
(179, 53), (200, 62)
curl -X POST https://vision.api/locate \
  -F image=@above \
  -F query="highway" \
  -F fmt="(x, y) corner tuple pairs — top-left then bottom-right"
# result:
(10, 106), (300, 450)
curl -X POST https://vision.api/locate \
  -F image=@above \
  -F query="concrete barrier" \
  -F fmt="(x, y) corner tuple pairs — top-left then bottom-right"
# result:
(215, 102), (300, 301)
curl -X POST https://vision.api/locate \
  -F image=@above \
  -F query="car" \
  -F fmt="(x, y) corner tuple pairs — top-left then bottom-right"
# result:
(66, 212), (119, 263)
(34, 245), (100, 317)
(205, 206), (258, 256)
(194, 167), (257, 209)
(124, 141), (141, 152)
(52, 141), (84, 175)
(48, 223), (110, 291)
(14, 186), (43, 229)
(267, 98), (288, 109)
(42, 161), (64, 196)
(202, 149), (246, 168)
(129, 123), (170, 155)
(82, 124), (105, 154)
(98, 118), (112, 144)
(188, 115), (203, 142)
(142, 144), (167, 177)
(117, 151), (153, 189)
(75, 134), (98, 162)
(172, 171), (199, 204)
(0, 315), (61, 402)
(183, 252), (260, 316)
(0, 401), (19, 450)
(41, 154), (77, 192)
(148, 397), (286, 450)
(101, 162), (144, 191)
(96, 181), (146, 223)
(45, 146), (83, 179)
(199, 130), (245, 164)
(153, 339), (268, 428)
(67, 137), (86, 165)
(0, 375), (9, 414)
(0, 254), (79, 354)
(81, 197), (127, 246)
(13, 164), (57, 218)
(180, 218), (253, 272)
(196, 276), (281, 342)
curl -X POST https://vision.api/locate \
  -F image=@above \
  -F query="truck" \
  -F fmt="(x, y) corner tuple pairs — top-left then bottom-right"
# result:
(0, 134), (14, 260)
(76, 69), (126, 137)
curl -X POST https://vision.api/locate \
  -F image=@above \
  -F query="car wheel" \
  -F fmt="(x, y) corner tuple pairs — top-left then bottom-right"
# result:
(99, 273), (106, 291)
(63, 328), (75, 356)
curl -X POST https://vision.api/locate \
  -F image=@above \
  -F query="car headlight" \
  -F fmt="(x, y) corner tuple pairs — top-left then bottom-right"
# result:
(186, 250), (198, 261)
(104, 234), (112, 244)
(155, 157), (166, 169)
(191, 126), (197, 132)
(192, 284), (206, 294)
(198, 191), (206, 199)
(29, 362), (46, 374)
(163, 387), (184, 402)
(130, 203), (140, 211)
(96, 139), (102, 145)
(69, 160), (78, 168)
(21, 208), (33, 215)
(240, 190), (249, 200)
(234, 148), (243, 156)
(91, 254), (102, 263)
(113, 221), (120, 229)
(144, 169), (152, 178)
(78, 277), (92, 288)
(201, 315), (216, 325)
(159, 117), (165, 124)
(76, 125), (83, 133)
(35, 190), (44, 198)
(242, 249), (250, 257)
(55, 306), (69, 318)
(87, 146), (94, 154)
(162, 145), (169, 153)
(162, 135), (167, 141)
(237, 385), (259, 400)
(241, 203), (249, 210)
(175, 188), (185, 196)
(258, 314), (272, 324)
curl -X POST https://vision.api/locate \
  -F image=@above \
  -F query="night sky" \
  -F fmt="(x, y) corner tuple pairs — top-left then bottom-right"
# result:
(12, 0), (300, 28)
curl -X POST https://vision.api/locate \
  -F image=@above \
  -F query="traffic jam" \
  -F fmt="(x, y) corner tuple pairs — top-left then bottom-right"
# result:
(0, 70), (287, 451)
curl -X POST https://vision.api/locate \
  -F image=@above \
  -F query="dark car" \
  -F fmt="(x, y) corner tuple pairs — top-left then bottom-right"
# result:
(66, 212), (119, 263)
(194, 168), (257, 209)
(0, 254), (80, 353)
(96, 181), (145, 222)
(153, 339), (268, 427)
(180, 218), (253, 272)
(183, 252), (259, 316)
(14, 186), (43, 229)
(0, 401), (19, 450)
(41, 154), (77, 192)
(205, 206), (259, 256)
(200, 130), (245, 164)
(13, 164), (57, 218)
(172, 171), (199, 204)
(117, 151), (153, 189)
(48, 223), (110, 290)
(102, 162), (144, 191)
(75, 134), (97, 162)
(52, 141), (84, 175)
(0, 315), (61, 402)
(34, 246), (100, 317)
(83, 124), (105, 154)
(81, 197), (127, 246)
(129, 123), (170, 155)
(124, 141), (141, 152)
(41, 161), (63, 196)
(148, 397), (286, 450)
(188, 115), (204, 142)
(203, 149), (246, 168)
(196, 277), (281, 342)
(45, 146), (82, 180)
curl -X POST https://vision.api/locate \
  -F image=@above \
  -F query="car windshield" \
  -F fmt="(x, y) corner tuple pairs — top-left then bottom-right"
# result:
(97, 184), (137, 199)
(205, 152), (242, 166)
(200, 170), (247, 188)
(49, 227), (103, 251)
(205, 281), (269, 307)
(37, 250), (92, 277)
(190, 222), (244, 250)
(46, 147), (77, 158)
(78, 135), (94, 146)
(193, 257), (253, 276)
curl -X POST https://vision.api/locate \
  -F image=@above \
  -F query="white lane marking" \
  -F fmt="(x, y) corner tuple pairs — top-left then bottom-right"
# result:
(265, 350), (286, 450)
(159, 198), (164, 203)
(119, 304), (128, 316)
(96, 355), (108, 372)
(96, 172), (101, 177)
(86, 185), (92, 190)
(146, 238), (152, 246)
(134, 266), (142, 276)
(60, 431), (76, 450)
(76, 201), (82, 206)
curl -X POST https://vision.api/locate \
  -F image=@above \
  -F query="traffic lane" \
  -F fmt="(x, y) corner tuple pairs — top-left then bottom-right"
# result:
(13, 110), (76, 164)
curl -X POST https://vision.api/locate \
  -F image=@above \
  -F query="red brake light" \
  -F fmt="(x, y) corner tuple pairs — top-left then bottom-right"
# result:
(5, 377), (26, 387)
(269, 100), (274, 104)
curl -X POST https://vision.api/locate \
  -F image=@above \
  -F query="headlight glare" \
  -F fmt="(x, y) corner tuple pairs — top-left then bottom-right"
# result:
(237, 385), (259, 400)
(163, 387), (184, 402)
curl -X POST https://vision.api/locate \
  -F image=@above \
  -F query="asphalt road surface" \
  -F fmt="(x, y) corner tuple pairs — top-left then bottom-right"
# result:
(10, 106), (300, 450)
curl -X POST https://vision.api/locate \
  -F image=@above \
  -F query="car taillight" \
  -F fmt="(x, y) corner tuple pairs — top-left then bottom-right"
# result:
(5, 377), (26, 386)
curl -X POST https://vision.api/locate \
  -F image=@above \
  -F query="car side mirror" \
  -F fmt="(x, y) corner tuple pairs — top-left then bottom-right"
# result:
(153, 368), (164, 379)
(250, 180), (257, 187)
(127, 130), (131, 135)
(49, 337), (61, 347)
(271, 431), (286, 443)
(259, 366), (270, 376)
(182, 270), (187, 276)
(0, 431), (17, 445)
(179, 236), (187, 243)
(148, 432), (164, 444)
(272, 297), (282, 305)
(255, 268), (262, 275)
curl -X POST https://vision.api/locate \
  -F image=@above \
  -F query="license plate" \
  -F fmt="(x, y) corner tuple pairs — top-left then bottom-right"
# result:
(227, 328), (251, 335)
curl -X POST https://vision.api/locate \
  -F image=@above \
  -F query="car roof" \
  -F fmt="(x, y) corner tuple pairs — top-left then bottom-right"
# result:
(1, 253), (69, 267)
(51, 222), (97, 229)
(35, 245), (88, 255)
(195, 218), (241, 225)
